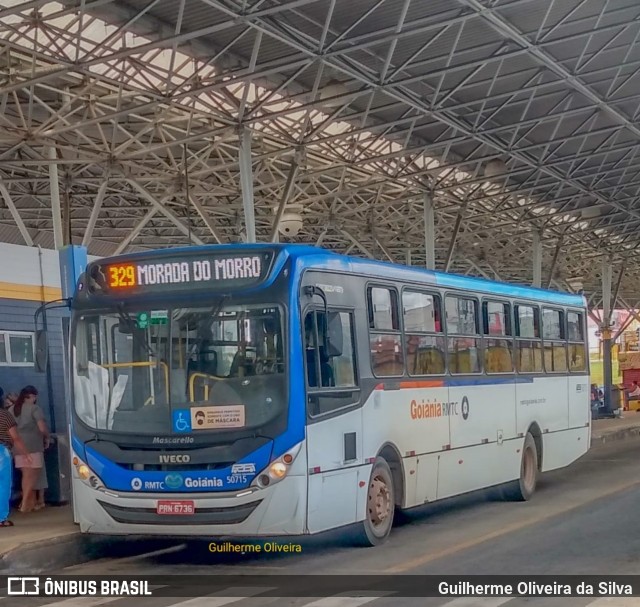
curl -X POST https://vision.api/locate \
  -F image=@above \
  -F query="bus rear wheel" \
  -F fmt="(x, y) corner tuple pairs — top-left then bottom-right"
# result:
(356, 457), (395, 547)
(505, 432), (539, 501)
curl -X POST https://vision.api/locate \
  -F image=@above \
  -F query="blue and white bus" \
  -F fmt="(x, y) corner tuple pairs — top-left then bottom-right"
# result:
(68, 244), (589, 545)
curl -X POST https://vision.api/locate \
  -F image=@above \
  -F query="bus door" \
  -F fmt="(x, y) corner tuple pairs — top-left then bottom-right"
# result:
(303, 308), (363, 533)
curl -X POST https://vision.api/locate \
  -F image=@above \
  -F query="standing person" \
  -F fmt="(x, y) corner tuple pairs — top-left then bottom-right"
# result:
(34, 446), (49, 510)
(0, 386), (32, 527)
(8, 386), (49, 513)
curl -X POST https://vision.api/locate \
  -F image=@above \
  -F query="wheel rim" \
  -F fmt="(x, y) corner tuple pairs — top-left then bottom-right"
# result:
(368, 474), (391, 533)
(522, 447), (536, 493)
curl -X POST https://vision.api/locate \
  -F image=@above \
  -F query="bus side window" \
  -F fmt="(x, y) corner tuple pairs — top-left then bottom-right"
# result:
(304, 311), (340, 388)
(483, 300), (513, 374)
(567, 311), (587, 372)
(368, 287), (404, 377)
(445, 295), (481, 374)
(515, 304), (543, 373)
(305, 309), (359, 416)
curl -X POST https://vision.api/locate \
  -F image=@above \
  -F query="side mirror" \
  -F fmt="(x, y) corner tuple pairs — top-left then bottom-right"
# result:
(35, 329), (48, 373)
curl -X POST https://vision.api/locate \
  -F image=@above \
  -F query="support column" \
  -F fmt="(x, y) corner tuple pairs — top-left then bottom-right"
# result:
(82, 180), (108, 247)
(47, 146), (64, 250)
(270, 155), (299, 242)
(601, 258), (614, 415)
(545, 236), (562, 289)
(532, 230), (542, 288)
(405, 248), (412, 266)
(239, 128), (256, 243)
(424, 193), (435, 270)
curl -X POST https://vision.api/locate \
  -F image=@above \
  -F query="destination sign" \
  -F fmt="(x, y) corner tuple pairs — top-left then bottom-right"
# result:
(83, 251), (274, 296)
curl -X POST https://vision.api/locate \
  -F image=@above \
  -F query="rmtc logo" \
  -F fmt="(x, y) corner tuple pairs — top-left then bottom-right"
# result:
(159, 454), (191, 464)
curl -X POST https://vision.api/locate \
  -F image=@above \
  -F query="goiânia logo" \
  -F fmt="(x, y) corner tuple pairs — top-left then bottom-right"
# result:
(165, 474), (183, 489)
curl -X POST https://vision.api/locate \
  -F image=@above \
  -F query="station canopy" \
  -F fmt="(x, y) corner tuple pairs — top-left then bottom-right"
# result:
(1, 0), (640, 306)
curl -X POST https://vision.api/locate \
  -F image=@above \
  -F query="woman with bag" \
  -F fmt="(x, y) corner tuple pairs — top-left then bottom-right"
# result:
(9, 386), (50, 513)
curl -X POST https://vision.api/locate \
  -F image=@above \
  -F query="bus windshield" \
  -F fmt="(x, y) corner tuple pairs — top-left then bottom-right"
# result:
(72, 303), (287, 436)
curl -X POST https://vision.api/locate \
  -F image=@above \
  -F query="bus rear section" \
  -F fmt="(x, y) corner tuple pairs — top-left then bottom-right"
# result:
(298, 267), (590, 545)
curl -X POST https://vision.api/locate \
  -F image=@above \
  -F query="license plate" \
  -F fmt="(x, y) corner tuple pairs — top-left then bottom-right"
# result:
(156, 500), (195, 515)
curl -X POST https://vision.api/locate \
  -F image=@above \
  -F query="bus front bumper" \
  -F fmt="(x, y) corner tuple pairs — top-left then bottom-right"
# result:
(74, 475), (306, 536)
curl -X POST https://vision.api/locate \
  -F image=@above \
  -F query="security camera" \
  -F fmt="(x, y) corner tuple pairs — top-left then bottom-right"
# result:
(278, 212), (303, 238)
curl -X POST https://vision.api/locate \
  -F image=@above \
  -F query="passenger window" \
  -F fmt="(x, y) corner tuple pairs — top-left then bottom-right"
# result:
(483, 301), (513, 374)
(516, 341), (543, 373)
(370, 334), (404, 377)
(445, 296), (477, 335)
(446, 296), (480, 375)
(403, 291), (440, 332)
(542, 308), (564, 340)
(516, 305), (539, 338)
(515, 305), (542, 373)
(368, 287), (399, 330)
(567, 311), (586, 372)
(368, 286), (403, 377)
(484, 301), (511, 336)
(448, 337), (481, 374)
(542, 308), (566, 373)
(403, 290), (445, 376)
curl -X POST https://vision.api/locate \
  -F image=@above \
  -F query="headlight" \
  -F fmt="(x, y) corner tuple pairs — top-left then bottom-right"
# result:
(252, 443), (302, 489)
(72, 455), (104, 490)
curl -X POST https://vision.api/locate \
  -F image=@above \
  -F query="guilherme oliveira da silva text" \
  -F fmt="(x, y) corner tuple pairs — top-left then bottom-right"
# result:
(440, 581), (633, 597)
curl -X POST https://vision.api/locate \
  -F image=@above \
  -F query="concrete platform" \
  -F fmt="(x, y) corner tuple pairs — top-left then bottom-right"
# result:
(591, 413), (640, 443)
(2, 418), (640, 573)
(0, 504), (76, 555)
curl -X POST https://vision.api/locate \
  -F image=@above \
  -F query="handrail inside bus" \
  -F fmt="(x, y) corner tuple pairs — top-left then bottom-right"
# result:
(100, 361), (169, 403)
(188, 371), (222, 402)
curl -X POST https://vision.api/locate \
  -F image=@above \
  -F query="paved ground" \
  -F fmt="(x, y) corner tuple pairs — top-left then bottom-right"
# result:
(3, 438), (640, 607)
(57, 440), (640, 577)
(3, 414), (639, 559)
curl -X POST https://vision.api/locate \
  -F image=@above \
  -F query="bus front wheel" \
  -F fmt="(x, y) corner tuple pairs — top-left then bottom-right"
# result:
(505, 432), (539, 501)
(356, 457), (395, 547)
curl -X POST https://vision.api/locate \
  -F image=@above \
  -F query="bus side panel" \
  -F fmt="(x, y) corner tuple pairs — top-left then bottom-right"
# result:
(361, 387), (449, 509)
(515, 376), (569, 436)
(568, 374), (590, 429)
(306, 403), (362, 533)
(446, 382), (517, 489)
(448, 382), (517, 448)
(541, 426), (590, 472)
(437, 441), (520, 500)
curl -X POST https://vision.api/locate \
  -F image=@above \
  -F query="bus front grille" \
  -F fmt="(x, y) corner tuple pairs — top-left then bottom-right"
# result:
(97, 499), (262, 525)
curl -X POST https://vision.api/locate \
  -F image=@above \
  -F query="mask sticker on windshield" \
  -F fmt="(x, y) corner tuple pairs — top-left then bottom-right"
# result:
(191, 405), (245, 429)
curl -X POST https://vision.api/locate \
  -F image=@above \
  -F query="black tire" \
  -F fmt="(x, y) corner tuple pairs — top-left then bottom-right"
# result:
(355, 457), (395, 546)
(504, 432), (539, 501)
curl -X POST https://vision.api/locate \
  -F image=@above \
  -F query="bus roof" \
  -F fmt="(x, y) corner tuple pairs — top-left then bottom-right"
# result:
(104, 243), (586, 308)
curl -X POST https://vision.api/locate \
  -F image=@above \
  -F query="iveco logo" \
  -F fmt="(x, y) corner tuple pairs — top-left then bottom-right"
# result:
(159, 454), (191, 464)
